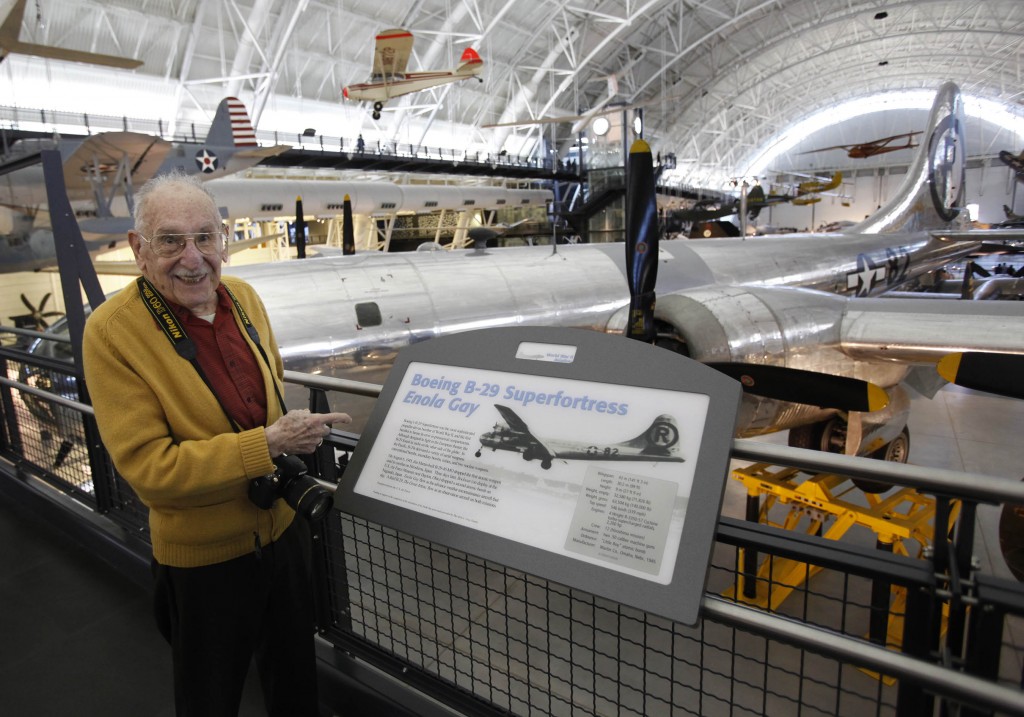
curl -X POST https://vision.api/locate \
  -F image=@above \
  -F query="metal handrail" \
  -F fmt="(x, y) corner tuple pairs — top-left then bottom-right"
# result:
(4, 366), (1024, 506)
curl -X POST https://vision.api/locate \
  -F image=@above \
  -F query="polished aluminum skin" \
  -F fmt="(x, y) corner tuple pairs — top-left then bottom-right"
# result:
(230, 83), (1023, 450)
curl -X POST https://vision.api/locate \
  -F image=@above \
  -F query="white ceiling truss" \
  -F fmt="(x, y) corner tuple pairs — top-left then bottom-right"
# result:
(2, 0), (1023, 189)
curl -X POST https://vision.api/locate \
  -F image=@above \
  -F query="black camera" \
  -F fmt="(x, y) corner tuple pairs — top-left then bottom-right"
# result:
(249, 454), (332, 521)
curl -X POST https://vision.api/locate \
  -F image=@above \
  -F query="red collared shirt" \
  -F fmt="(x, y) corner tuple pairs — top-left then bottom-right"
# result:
(172, 285), (268, 430)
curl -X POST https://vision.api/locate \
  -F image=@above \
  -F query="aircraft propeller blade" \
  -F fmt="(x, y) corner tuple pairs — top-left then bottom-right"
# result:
(706, 363), (890, 412)
(342, 194), (355, 255)
(295, 196), (307, 259)
(625, 138), (659, 342)
(937, 352), (1024, 400)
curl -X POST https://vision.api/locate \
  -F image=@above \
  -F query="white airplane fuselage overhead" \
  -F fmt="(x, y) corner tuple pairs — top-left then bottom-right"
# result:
(221, 82), (1022, 452)
(203, 178), (550, 218)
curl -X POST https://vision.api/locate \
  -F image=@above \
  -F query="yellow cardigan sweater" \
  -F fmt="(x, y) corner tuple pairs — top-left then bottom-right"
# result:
(82, 275), (294, 567)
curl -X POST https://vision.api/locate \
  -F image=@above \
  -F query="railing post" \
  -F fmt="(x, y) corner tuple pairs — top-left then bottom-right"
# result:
(896, 582), (937, 715)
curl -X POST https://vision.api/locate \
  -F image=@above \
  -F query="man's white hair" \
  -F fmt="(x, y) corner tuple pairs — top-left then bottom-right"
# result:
(133, 170), (221, 237)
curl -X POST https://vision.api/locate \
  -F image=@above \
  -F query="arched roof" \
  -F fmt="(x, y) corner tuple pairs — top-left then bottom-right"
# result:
(2, 0), (1022, 190)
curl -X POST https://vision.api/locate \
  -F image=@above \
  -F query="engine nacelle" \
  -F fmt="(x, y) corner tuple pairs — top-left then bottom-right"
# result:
(654, 286), (909, 437)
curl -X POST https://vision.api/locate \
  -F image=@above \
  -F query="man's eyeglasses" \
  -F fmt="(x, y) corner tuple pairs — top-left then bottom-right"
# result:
(139, 231), (226, 258)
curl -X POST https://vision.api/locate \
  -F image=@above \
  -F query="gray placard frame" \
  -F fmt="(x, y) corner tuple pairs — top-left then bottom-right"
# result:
(334, 326), (742, 624)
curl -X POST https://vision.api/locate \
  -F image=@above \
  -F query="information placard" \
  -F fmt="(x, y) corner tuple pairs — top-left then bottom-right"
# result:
(336, 327), (741, 624)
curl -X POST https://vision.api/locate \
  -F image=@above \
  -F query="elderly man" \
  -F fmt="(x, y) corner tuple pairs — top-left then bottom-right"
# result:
(83, 170), (349, 716)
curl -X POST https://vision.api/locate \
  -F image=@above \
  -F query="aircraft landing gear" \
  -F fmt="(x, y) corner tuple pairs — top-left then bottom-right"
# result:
(541, 459), (552, 470)
(788, 417), (847, 454)
(372, 101), (383, 120)
(788, 419), (909, 493)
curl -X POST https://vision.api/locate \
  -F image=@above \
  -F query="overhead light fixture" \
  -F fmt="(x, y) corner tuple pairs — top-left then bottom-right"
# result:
(592, 116), (610, 136)
(874, 11), (888, 20)
(632, 115), (643, 136)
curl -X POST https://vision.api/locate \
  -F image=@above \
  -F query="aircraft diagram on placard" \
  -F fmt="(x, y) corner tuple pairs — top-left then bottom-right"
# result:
(0, 97), (290, 273)
(475, 405), (686, 470)
(799, 131), (923, 159)
(342, 28), (484, 120)
(0, 0), (141, 69)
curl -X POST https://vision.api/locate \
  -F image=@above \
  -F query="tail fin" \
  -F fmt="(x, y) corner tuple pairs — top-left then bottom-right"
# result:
(205, 97), (258, 148)
(458, 47), (483, 71)
(621, 415), (682, 457)
(849, 82), (965, 234)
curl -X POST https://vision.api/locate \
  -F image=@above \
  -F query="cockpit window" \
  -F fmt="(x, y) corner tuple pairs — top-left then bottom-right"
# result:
(355, 302), (382, 327)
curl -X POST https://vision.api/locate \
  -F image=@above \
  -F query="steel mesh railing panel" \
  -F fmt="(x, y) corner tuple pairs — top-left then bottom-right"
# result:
(3, 358), (95, 506)
(324, 512), (900, 716)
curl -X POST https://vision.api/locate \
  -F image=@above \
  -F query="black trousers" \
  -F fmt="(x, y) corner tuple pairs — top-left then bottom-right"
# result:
(152, 520), (319, 716)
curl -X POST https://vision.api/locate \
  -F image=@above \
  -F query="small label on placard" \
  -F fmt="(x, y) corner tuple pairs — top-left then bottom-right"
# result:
(515, 342), (577, 363)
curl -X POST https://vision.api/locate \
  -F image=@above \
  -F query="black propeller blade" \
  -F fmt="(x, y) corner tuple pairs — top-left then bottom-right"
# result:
(706, 362), (890, 412)
(342, 193), (355, 255)
(11, 292), (65, 331)
(294, 195), (307, 259)
(937, 352), (1024, 400)
(624, 138), (659, 342)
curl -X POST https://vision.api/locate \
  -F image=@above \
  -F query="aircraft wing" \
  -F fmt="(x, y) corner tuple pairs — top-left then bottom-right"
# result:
(839, 297), (1024, 364)
(61, 132), (172, 194)
(4, 40), (142, 69)
(372, 28), (413, 77)
(1, 0), (142, 69)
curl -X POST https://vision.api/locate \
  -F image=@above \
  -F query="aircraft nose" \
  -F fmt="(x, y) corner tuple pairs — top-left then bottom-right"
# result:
(342, 87), (349, 99)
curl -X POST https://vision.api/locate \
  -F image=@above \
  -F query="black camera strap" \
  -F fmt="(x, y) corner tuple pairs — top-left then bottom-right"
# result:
(136, 276), (287, 432)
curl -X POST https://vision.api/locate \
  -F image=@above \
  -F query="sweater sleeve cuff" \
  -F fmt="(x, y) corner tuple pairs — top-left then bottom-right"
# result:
(239, 428), (275, 478)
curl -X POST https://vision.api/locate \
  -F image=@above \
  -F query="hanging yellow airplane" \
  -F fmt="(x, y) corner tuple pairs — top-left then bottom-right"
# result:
(796, 171), (843, 195)
(342, 28), (483, 120)
(0, 0), (141, 69)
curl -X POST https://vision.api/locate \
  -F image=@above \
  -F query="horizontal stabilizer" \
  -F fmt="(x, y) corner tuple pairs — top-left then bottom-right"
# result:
(937, 352), (1024, 400)
(707, 363), (890, 412)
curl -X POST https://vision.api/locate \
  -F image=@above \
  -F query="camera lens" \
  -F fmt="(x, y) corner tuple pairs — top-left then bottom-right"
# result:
(281, 475), (333, 522)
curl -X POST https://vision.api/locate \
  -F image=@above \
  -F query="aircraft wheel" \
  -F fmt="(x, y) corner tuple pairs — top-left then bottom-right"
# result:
(373, 101), (383, 112)
(852, 427), (911, 493)
(475, 449), (481, 458)
(870, 427), (910, 463)
(372, 111), (381, 120)
(541, 459), (552, 470)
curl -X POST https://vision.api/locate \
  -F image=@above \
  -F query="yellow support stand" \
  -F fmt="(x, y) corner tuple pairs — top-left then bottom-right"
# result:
(723, 462), (958, 660)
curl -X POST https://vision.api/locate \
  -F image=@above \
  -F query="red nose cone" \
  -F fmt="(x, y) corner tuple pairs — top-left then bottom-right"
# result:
(342, 86), (349, 99)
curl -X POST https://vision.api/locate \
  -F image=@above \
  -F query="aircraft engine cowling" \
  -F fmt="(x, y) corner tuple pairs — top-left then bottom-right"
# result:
(654, 286), (909, 437)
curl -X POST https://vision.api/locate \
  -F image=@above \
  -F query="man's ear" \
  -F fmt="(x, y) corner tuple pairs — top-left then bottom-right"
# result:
(128, 231), (146, 270)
